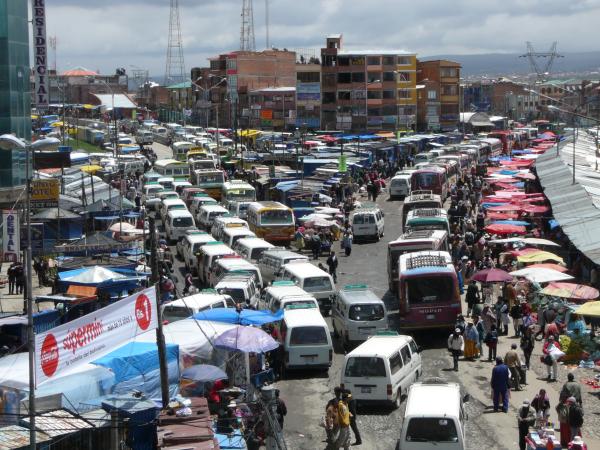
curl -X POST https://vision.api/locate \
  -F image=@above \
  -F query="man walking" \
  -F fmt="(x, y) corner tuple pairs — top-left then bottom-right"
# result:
(560, 373), (583, 406)
(336, 391), (351, 450)
(274, 390), (287, 429)
(517, 400), (536, 450)
(504, 343), (522, 391)
(447, 328), (464, 371)
(466, 280), (480, 316)
(567, 396), (584, 439)
(327, 251), (338, 283)
(345, 389), (361, 446)
(491, 356), (511, 413)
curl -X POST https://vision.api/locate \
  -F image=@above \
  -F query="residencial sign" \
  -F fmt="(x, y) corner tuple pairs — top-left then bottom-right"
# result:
(31, 179), (59, 208)
(35, 286), (158, 386)
(32, 0), (49, 109)
(2, 210), (20, 263)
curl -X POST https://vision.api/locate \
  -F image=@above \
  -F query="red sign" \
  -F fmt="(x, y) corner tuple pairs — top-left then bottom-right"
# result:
(135, 294), (152, 330)
(40, 333), (59, 377)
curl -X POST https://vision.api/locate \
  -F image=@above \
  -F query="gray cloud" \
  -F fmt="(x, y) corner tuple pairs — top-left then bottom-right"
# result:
(43, 0), (600, 76)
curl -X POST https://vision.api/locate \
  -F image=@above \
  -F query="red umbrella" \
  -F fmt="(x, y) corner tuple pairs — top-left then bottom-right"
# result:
(471, 268), (514, 283)
(487, 204), (524, 212)
(521, 204), (550, 214)
(485, 223), (527, 236)
(486, 211), (520, 220)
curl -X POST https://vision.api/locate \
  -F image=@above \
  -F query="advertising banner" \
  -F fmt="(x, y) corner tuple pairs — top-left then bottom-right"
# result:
(2, 210), (20, 263)
(31, 179), (59, 208)
(32, 0), (49, 109)
(35, 286), (158, 386)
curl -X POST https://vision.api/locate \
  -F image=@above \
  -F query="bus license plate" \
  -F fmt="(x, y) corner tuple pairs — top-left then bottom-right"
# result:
(426, 314), (436, 320)
(361, 387), (371, 394)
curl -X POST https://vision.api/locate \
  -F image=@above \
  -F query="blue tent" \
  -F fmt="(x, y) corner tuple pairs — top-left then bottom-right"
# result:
(192, 307), (283, 325)
(492, 220), (530, 226)
(482, 202), (508, 209)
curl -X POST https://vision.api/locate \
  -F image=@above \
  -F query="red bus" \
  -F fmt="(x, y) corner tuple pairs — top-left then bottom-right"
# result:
(410, 166), (448, 200)
(397, 251), (460, 331)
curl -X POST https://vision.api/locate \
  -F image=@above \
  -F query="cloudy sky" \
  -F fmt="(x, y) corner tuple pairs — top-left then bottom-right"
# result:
(43, 0), (600, 77)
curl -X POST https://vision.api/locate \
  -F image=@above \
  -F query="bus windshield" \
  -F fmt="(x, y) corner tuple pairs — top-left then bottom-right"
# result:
(260, 209), (293, 225)
(413, 172), (440, 189)
(227, 189), (255, 201)
(198, 173), (224, 183)
(405, 276), (455, 304)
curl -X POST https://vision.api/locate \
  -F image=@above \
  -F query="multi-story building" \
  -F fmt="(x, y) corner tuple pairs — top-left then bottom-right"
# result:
(416, 60), (461, 131)
(320, 34), (417, 131)
(248, 87), (296, 129)
(295, 63), (321, 129)
(49, 67), (128, 105)
(0, 0), (30, 200)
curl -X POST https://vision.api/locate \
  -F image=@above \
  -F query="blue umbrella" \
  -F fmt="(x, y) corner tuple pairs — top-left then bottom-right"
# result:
(492, 220), (530, 226)
(192, 308), (283, 326)
(181, 364), (227, 382)
(214, 325), (279, 353)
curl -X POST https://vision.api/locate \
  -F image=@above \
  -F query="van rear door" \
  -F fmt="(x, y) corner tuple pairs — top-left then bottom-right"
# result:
(286, 325), (331, 368)
(342, 356), (390, 402)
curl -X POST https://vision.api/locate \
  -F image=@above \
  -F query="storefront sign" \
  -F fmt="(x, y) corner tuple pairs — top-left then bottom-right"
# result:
(35, 286), (158, 386)
(31, 179), (59, 208)
(2, 210), (20, 263)
(32, 0), (49, 109)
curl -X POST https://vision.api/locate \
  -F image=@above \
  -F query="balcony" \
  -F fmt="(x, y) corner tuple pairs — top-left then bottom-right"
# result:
(367, 98), (383, 106)
(440, 95), (459, 103)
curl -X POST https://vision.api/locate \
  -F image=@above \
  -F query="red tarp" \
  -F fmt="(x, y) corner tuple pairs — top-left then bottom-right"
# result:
(485, 223), (527, 235)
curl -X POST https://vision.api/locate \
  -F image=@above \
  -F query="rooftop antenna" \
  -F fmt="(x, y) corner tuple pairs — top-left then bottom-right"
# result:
(164, 0), (186, 85)
(519, 41), (564, 81)
(240, 0), (256, 51)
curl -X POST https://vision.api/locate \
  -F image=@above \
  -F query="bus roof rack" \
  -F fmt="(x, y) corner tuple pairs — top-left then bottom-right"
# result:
(412, 208), (444, 217)
(406, 253), (448, 270)
(402, 229), (439, 239)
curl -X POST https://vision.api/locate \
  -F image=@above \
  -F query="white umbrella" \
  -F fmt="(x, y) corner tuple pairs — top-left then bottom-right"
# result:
(314, 207), (341, 215)
(108, 222), (135, 232)
(521, 237), (560, 247)
(488, 238), (523, 245)
(509, 267), (574, 283)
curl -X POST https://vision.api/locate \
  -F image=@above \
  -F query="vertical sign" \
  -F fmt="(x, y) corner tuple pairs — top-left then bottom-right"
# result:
(32, 0), (49, 109)
(2, 210), (20, 263)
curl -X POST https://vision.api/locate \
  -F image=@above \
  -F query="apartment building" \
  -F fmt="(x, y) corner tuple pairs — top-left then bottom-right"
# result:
(320, 34), (417, 131)
(296, 63), (321, 129)
(416, 60), (461, 131)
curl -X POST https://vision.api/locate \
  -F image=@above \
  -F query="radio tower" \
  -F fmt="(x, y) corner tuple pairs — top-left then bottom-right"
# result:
(240, 0), (256, 51)
(519, 41), (564, 81)
(164, 0), (186, 86)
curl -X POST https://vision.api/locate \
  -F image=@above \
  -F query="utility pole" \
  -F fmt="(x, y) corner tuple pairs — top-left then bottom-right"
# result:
(149, 215), (170, 407)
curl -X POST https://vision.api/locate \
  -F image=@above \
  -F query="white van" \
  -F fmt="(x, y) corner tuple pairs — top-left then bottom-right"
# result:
(197, 204), (229, 231)
(279, 261), (335, 315)
(209, 256), (263, 288)
(179, 232), (217, 273)
(226, 200), (252, 220)
(351, 207), (385, 242)
(197, 242), (236, 286)
(160, 198), (187, 222)
(211, 216), (249, 242)
(261, 280), (319, 311)
(190, 195), (218, 217)
(142, 183), (164, 210)
(389, 174), (411, 199)
(215, 272), (260, 307)
(341, 333), (422, 408)
(414, 152), (434, 165)
(222, 227), (256, 248)
(157, 177), (175, 191)
(281, 308), (333, 371)
(398, 379), (469, 450)
(161, 292), (234, 323)
(258, 248), (309, 284)
(331, 284), (388, 350)
(232, 238), (274, 263)
(165, 210), (196, 243)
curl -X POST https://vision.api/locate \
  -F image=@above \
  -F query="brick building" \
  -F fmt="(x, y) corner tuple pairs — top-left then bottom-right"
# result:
(295, 63), (321, 129)
(416, 60), (461, 131)
(320, 34), (417, 131)
(248, 87), (296, 129)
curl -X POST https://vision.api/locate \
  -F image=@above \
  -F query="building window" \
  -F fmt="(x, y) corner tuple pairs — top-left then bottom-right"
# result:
(323, 55), (337, 67)
(367, 56), (380, 65)
(337, 91), (351, 100)
(351, 72), (365, 83)
(226, 59), (237, 70)
(383, 72), (396, 82)
(440, 68), (458, 77)
(367, 107), (381, 116)
(338, 57), (350, 66)
(382, 90), (395, 99)
(322, 73), (336, 87)
(397, 56), (412, 65)
(367, 72), (381, 83)
(322, 92), (336, 104)
(441, 85), (458, 95)
(352, 90), (366, 100)
(396, 72), (411, 82)
(398, 89), (411, 99)
(337, 73), (351, 84)
(382, 56), (396, 65)
(441, 104), (458, 114)
(367, 90), (382, 99)
(427, 105), (438, 115)
(350, 56), (365, 66)
(297, 72), (320, 83)
(352, 104), (366, 116)
(427, 90), (437, 100)
(381, 104), (396, 115)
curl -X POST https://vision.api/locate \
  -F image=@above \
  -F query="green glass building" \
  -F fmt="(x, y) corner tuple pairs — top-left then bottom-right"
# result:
(0, 0), (30, 189)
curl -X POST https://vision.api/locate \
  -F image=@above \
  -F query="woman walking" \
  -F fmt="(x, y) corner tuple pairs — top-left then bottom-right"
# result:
(342, 231), (353, 257)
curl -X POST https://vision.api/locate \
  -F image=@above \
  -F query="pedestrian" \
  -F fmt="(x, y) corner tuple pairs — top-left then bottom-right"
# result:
(520, 325), (535, 369)
(447, 328), (464, 371)
(7, 262), (16, 295)
(481, 304), (496, 334)
(510, 300), (523, 337)
(463, 320), (480, 360)
(312, 233), (321, 260)
(485, 324), (498, 361)
(183, 272), (193, 295)
(568, 435), (588, 450)
(327, 251), (338, 283)
(556, 397), (571, 446)
(504, 343), (522, 391)
(465, 280), (480, 316)
(499, 299), (510, 336)
(335, 391), (351, 450)
(491, 356), (510, 413)
(274, 390), (287, 429)
(342, 232), (353, 257)
(531, 389), (551, 426)
(542, 335), (561, 381)
(344, 389), (361, 445)
(15, 263), (24, 295)
(325, 387), (342, 444)
(560, 372), (583, 406)
(567, 397), (584, 440)
(517, 400), (536, 450)
(474, 315), (486, 359)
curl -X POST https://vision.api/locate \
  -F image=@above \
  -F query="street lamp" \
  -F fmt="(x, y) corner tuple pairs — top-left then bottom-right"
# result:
(0, 134), (60, 450)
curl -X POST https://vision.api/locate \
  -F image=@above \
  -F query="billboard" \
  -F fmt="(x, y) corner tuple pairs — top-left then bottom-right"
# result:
(31, 179), (59, 208)
(32, 0), (49, 109)
(35, 287), (158, 386)
(2, 210), (20, 263)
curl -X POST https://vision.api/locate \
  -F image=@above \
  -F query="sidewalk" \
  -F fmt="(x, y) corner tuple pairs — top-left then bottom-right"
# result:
(0, 263), (52, 316)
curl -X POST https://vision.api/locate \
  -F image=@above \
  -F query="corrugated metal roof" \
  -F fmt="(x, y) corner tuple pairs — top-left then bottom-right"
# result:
(536, 146), (600, 265)
(21, 409), (94, 438)
(0, 425), (50, 450)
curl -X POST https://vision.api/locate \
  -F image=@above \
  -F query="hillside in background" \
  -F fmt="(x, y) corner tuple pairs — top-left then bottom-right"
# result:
(419, 51), (600, 77)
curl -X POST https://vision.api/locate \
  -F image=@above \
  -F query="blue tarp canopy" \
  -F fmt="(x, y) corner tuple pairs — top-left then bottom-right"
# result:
(482, 202), (509, 209)
(492, 220), (531, 226)
(123, 212), (140, 218)
(94, 215), (121, 221)
(512, 150), (532, 155)
(499, 169), (519, 175)
(192, 307), (283, 325)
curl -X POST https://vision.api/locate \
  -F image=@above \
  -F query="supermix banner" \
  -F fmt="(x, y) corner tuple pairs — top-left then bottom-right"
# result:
(35, 287), (158, 386)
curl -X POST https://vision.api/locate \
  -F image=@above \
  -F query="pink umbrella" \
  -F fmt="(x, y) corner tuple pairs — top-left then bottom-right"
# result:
(540, 282), (599, 302)
(471, 268), (514, 283)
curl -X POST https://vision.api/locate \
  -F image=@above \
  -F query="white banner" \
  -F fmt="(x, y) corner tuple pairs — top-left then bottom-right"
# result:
(2, 210), (20, 263)
(35, 286), (158, 386)
(32, 0), (49, 108)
